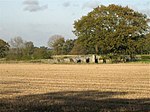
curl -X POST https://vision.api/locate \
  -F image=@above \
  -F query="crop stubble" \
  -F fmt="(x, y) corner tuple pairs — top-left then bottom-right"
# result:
(0, 63), (149, 99)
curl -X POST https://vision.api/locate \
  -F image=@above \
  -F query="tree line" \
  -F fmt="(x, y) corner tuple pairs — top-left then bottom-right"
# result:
(0, 37), (51, 60)
(0, 4), (150, 60)
(0, 36), (76, 60)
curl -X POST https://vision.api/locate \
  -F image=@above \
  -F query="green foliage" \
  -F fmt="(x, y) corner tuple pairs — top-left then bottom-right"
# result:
(6, 48), (23, 60)
(0, 39), (10, 58)
(48, 35), (64, 49)
(33, 47), (51, 59)
(48, 35), (75, 55)
(6, 37), (52, 60)
(52, 37), (65, 55)
(73, 4), (150, 55)
(6, 37), (25, 60)
(6, 46), (52, 60)
(70, 40), (87, 55)
(141, 55), (150, 60)
(22, 41), (34, 60)
(130, 55), (150, 63)
(63, 39), (75, 55)
(135, 33), (150, 54)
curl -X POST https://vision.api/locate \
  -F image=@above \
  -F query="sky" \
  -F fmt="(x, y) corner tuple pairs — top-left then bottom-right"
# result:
(0, 0), (150, 46)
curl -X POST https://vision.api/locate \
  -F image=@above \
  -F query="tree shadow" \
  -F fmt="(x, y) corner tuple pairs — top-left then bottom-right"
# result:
(0, 90), (149, 112)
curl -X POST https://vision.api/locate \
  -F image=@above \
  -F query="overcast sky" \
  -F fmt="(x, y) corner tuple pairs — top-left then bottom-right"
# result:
(0, 0), (150, 46)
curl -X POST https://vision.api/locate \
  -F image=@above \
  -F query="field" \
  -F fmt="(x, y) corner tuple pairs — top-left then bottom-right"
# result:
(0, 63), (150, 112)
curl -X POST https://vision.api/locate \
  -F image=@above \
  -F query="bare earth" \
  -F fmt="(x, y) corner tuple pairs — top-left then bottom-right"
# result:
(0, 63), (150, 112)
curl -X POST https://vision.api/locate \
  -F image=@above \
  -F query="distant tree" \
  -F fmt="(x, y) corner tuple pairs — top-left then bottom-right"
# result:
(22, 41), (34, 59)
(73, 4), (150, 56)
(48, 35), (76, 55)
(7, 37), (25, 60)
(6, 37), (52, 60)
(9, 37), (24, 49)
(53, 37), (65, 55)
(0, 39), (10, 58)
(48, 35), (64, 49)
(48, 35), (65, 55)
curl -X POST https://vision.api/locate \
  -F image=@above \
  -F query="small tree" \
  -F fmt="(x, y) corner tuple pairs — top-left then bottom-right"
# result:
(8, 37), (25, 59)
(22, 41), (34, 59)
(48, 35), (64, 49)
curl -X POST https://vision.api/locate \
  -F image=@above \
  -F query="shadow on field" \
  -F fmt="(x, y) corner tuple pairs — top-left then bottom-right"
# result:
(0, 91), (150, 112)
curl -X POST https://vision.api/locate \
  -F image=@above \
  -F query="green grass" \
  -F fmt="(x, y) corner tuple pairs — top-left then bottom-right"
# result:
(134, 59), (150, 63)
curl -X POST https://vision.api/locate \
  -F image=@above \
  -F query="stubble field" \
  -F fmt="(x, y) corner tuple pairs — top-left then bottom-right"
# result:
(0, 63), (150, 112)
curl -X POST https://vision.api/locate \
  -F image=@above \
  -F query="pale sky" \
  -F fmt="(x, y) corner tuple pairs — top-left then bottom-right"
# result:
(0, 0), (150, 46)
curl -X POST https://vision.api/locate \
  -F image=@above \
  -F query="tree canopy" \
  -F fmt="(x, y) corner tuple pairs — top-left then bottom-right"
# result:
(73, 4), (150, 55)
(0, 39), (10, 58)
(48, 35), (75, 55)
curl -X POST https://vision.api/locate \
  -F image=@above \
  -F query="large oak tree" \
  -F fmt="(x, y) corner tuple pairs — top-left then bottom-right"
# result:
(73, 4), (150, 55)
